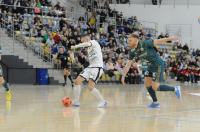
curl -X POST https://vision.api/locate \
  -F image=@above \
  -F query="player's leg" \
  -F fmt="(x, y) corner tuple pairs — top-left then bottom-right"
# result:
(63, 68), (74, 87)
(72, 75), (85, 107)
(144, 76), (160, 108)
(152, 81), (181, 99)
(67, 69), (74, 87)
(0, 77), (12, 101)
(88, 79), (107, 108)
(144, 70), (158, 103)
(151, 67), (181, 99)
(88, 68), (107, 108)
(63, 68), (67, 86)
(145, 77), (157, 102)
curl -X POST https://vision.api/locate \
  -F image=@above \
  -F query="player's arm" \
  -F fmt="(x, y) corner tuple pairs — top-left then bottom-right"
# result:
(121, 60), (134, 85)
(154, 36), (178, 45)
(71, 42), (92, 49)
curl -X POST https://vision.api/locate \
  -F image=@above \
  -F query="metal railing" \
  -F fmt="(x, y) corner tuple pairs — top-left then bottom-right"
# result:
(166, 24), (192, 47)
(81, 1), (158, 36)
(110, 0), (196, 7)
(0, 14), (53, 67)
(0, 19), (16, 54)
(0, 3), (74, 18)
(0, 2), (81, 68)
(0, 10), (82, 67)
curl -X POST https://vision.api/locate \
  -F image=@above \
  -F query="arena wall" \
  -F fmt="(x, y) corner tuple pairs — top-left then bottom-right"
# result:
(110, 4), (200, 48)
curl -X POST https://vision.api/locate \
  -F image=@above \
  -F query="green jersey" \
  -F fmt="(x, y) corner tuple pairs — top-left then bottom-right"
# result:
(129, 39), (165, 82)
(129, 39), (164, 66)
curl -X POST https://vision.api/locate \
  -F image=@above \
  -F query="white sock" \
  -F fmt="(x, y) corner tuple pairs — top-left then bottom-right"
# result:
(90, 88), (105, 102)
(73, 85), (81, 103)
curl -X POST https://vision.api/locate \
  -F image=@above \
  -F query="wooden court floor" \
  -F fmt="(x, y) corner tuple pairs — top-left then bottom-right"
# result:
(0, 83), (200, 132)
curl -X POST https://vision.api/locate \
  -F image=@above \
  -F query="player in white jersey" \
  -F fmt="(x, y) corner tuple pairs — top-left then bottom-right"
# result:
(71, 34), (107, 108)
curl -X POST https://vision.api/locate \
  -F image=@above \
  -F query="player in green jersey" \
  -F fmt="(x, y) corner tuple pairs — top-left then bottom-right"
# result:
(121, 33), (181, 108)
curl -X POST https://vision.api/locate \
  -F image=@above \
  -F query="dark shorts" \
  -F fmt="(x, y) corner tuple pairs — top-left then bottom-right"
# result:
(145, 64), (165, 82)
(61, 63), (71, 69)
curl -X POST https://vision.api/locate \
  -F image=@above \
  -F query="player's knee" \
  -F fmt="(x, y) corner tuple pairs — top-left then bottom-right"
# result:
(152, 85), (158, 91)
(144, 79), (152, 88)
(74, 78), (81, 85)
(152, 82), (159, 90)
(145, 83), (151, 88)
(88, 85), (94, 91)
(88, 80), (95, 91)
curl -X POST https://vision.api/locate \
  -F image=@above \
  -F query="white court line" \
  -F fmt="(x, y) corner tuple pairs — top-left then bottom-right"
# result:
(189, 93), (200, 96)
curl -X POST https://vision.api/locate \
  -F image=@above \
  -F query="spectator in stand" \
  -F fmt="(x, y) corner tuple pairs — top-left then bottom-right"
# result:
(126, 64), (141, 84)
(182, 43), (189, 53)
(119, 32), (128, 46)
(105, 58), (116, 80)
(115, 57), (124, 74)
(158, 33), (165, 39)
(177, 42), (182, 49)
(53, 32), (61, 44)
(1, 1), (199, 85)
(81, 22), (89, 33)
(99, 34), (109, 47)
(127, 16), (134, 25)
(46, 33), (55, 47)
(99, 10), (107, 24)
(54, 2), (61, 10)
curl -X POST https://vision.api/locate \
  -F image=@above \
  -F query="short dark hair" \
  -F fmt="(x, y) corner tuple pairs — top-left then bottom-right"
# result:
(129, 32), (139, 39)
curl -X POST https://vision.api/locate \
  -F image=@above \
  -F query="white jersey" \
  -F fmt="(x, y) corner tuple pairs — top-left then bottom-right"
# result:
(87, 40), (103, 68)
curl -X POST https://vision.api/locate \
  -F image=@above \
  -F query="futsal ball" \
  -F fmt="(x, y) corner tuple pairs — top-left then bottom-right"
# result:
(62, 97), (72, 107)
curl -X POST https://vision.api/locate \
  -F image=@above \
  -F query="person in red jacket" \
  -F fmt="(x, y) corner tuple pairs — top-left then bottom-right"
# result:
(53, 33), (61, 44)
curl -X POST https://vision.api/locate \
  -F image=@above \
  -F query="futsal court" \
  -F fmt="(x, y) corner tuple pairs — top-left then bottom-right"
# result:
(0, 83), (200, 132)
(1, 0), (200, 132)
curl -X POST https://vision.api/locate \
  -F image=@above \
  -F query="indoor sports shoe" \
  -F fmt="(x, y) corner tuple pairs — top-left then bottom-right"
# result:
(63, 83), (66, 87)
(175, 86), (181, 99)
(147, 102), (160, 109)
(72, 101), (80, 107)
(97, 101), (107, 108)
(6, 90), (12, 101)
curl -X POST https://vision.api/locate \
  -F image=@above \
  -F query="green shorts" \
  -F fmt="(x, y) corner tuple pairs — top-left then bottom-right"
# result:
(145, 64), (165, 82)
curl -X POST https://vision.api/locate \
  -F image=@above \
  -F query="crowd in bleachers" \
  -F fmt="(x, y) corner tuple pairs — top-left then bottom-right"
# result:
(0, 0), (143, 83)
(1, 0), (67, 17)
(0, 1), (200, 84)
(168, 43), (200, 84)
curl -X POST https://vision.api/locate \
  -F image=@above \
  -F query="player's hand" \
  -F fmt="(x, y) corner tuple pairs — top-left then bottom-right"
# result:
(121, 76), (125, 85)
(169, 36), (178, 41)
